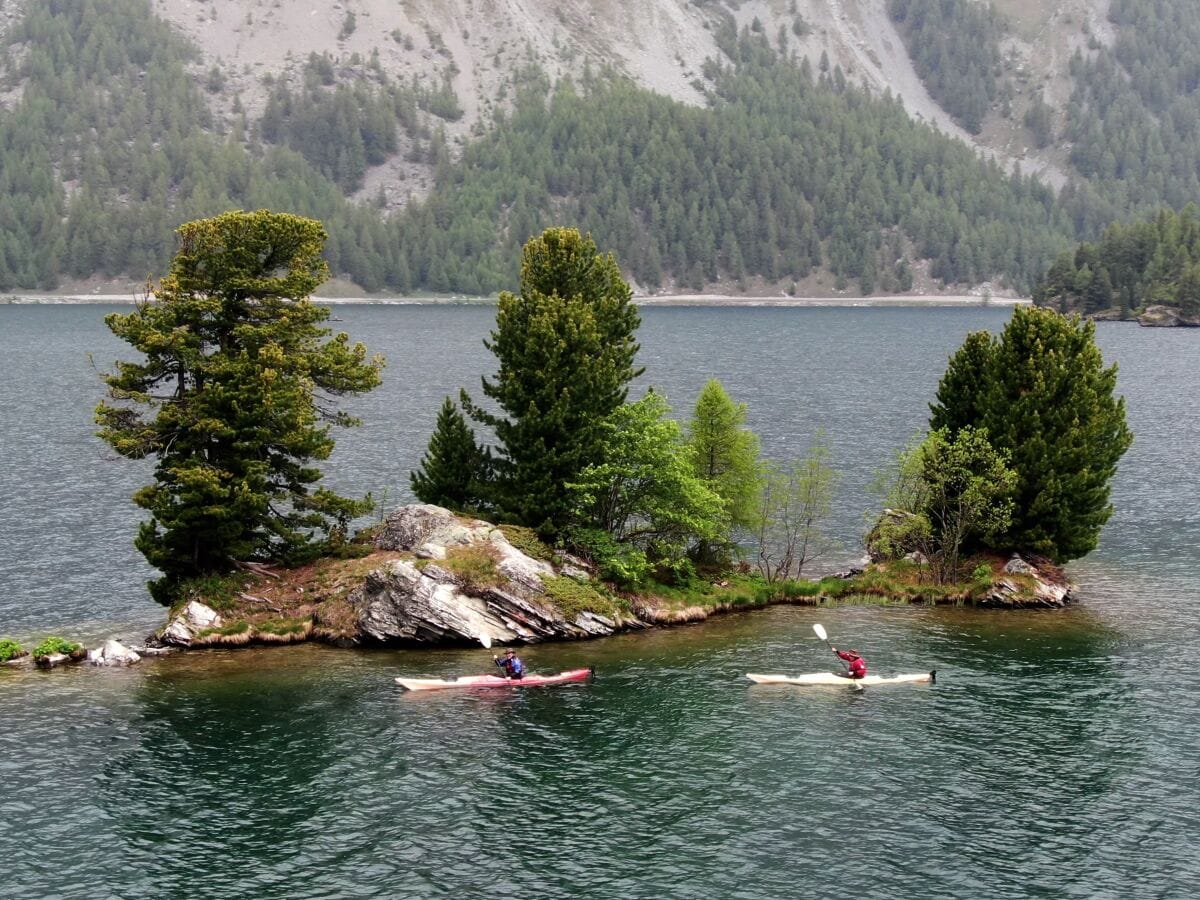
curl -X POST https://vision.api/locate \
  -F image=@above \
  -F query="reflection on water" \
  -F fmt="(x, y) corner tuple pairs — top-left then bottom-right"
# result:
(3, 305), (1200, 897)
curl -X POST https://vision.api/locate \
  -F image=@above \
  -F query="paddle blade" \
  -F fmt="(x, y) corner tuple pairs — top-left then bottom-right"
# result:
(479, 633), (492, 649)
(813, 623), (828, 641)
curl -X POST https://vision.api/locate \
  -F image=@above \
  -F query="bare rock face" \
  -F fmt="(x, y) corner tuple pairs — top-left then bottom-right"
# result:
(159, 601), (223, 647)
(979, 553), (1073, 608)
(353, 505), (619, 645)
(87, 639), (142, 666)
(1138, 305), (1200, 327)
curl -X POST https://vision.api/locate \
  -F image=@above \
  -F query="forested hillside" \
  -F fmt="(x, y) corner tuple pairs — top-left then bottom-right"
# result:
(0, 0), (1198, 297)
(1035, 206), (1200, 316)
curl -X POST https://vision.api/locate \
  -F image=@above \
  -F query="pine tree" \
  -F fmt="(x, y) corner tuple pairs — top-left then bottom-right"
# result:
(96, 210), (384, 603)
(410, 398), (490, 511)
(930, 306), (1132, 562)
(463, 227), (643, 537)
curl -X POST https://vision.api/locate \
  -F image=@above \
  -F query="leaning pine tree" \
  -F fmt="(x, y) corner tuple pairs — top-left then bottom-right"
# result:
(462, 227), (643, 537)
(96, 210), (384, 603)
(929, 306), (1132, 562)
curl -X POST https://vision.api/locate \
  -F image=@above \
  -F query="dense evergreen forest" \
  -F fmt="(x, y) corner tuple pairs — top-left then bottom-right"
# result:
(0, 0), (1197, 296)
(887, 0), (1006, 135)
(1034, 206), (1200, 315)
(1060, 0), (1200, 236)
(388, 30), (1069, 295)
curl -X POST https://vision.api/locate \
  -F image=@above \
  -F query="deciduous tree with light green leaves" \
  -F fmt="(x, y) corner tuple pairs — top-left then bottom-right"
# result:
(96, 210), (384, 604)
(567, 391), (725, 585)
(462, 227), (643, 538)
(687, 379), (762, 566)
(929, 306), (1132, 562)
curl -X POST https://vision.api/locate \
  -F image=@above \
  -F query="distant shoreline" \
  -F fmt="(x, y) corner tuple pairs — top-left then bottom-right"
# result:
(2, 292), (1031, 308)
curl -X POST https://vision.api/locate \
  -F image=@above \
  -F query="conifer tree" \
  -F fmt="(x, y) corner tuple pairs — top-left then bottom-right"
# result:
(410, 398), (490, 511)
(96, 210), (383, 603)
(930, 306), (1132, 562)
(687, 379), (762, 564)
(463, 227), (643, 537)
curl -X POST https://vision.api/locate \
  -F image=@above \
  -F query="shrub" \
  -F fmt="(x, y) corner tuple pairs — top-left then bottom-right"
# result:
(540, 575), (621, 620)
(0, 638), (25, 662)
(498, 524), (557, 563)
(32, 636), (82, 658)
(439, 544), (504, 593)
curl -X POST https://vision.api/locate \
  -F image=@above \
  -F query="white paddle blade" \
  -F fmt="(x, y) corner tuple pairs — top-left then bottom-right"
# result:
(813, 623), (827, 641)
(479, 633), (492, 649)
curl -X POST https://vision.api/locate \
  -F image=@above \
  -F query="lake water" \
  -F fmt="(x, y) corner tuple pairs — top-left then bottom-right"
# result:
(1, 304), (1198, 898)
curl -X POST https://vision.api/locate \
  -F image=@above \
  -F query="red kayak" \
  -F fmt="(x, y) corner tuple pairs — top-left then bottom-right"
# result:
(394, 668), (593, 691)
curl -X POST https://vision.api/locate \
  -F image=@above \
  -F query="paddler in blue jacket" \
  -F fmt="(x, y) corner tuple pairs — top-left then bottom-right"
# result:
(493, 648), (525, 680)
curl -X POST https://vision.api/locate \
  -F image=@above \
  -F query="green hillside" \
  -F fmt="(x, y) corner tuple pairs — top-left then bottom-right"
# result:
(0, 0), (1197, 296)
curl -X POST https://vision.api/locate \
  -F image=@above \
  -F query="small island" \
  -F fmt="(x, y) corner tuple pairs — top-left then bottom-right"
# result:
(5, 210), (1131, 666)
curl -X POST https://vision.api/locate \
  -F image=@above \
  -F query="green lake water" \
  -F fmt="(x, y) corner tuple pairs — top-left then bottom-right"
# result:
(1, 304), (1197, 898)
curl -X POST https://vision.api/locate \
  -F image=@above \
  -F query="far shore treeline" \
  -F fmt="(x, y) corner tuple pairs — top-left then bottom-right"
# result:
(89, 211), (1131, 617)
(0, 0), (1198, 315)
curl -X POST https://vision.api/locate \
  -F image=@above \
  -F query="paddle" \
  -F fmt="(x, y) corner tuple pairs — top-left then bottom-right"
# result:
(813, 623), (851, 675)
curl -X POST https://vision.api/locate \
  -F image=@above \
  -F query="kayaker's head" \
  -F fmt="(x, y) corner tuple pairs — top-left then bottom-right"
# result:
(505, 648), (516, 657)
(847, 649), (861, 658)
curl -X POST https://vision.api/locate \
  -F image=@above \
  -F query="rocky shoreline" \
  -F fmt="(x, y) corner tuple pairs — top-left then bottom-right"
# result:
(3, 504), (1075, 671)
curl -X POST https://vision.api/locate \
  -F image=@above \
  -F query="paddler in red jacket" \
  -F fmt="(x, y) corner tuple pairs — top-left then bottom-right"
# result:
(833, 647), (868, 679)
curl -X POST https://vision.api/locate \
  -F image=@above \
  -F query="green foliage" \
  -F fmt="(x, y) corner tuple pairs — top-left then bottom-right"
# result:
(567, 392), (726, 575)
(438, 544), (504, 593)
(1061, 0), (1200, 232)
(174, 572), (254, 612)
(1034, 206), (1200, 316)
(687, 380), (762, 564)
(0, 638), (25, 662)
(754, 438), (839, 582)
(913, 426), (1017, 583)
(410, 398), (491, 511)
(566, 528), (651, 587)
(388, 34), (1070, 296)
(539, 574), (621, 620)
(889, 0), (1006, 134)
(930, 307), (1133, 562)
(96, 210), (384, 604)
(198, 621), (252, 638)
(31, 636), (81, 658)
(463, 227), (643, 537)
(497, 525), (557, 563)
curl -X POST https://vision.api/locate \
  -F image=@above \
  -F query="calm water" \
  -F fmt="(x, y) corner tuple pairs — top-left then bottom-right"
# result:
(1, 304), (1198, 898)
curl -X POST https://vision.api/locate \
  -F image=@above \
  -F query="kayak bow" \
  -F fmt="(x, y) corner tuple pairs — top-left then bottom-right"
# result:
(395, 667), (594, 691)
(746, 671), (936, 687)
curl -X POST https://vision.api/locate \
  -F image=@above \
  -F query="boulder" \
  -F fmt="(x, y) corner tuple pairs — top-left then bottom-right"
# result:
(159, 600), (223, 647)
(87, 639), (141, 666)
(374, 504), (496, 556)
(349, 556), (612, 646)
(34, 652), (71, 669)
(979, 553), (1073, 608)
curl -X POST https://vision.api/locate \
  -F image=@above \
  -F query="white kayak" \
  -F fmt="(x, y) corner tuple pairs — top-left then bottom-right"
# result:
(395, 668), (593, 691)
(746, 671), (936, 687)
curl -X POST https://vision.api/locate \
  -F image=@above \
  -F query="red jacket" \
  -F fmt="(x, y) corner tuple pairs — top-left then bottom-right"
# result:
(836, 650), (868, 678)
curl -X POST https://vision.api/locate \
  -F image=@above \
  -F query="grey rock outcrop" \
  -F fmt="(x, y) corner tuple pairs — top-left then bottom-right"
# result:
(1138, 304), (1200, 327)
(353, 505), (623, 645)
(978, 553), (1073, 608)
(159, 600), (223, 647)
(87, 639), (141, 666)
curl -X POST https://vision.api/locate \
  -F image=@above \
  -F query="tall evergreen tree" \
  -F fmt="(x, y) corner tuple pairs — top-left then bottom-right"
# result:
(410, 397), (490, 511)
(96, 210), (383, 603)
(929, 306), (1132, 562)
(463, 227), (643, 537)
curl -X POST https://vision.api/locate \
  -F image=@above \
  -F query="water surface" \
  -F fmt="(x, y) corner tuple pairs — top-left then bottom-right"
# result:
(1, 305), (1197, 898)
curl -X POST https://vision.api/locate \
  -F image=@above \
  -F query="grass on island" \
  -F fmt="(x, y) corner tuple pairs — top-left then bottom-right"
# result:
(30, 636), (82, 658)
(0, 638), (26, 662)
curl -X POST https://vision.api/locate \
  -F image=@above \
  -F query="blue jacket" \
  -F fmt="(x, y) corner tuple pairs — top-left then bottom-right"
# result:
(496, 655), (524, 677)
